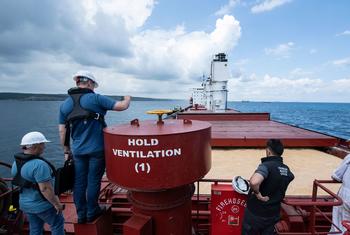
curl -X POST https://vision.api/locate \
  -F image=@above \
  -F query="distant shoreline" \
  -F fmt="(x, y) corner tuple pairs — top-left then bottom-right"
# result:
(1, 92), (347, 104)
(0, 92), (177, 101)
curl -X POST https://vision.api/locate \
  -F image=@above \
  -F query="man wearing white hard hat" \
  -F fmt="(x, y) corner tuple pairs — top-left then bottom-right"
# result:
(58, 70), (131, 223)
(11, 131), (65, 235)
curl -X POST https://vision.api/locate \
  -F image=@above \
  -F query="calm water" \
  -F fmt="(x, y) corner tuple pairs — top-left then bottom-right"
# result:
(230, 101), (350, 140)
(1, 100), (349, 177)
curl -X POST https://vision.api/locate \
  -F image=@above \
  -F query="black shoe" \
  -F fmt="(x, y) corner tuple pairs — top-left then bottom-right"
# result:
(86, 206), (107, 223)
(77, 217), (86, 224)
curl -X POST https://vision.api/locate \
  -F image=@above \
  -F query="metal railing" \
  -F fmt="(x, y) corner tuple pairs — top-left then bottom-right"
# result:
(192, 179), (344, 235)
(280, 180), (343, 235)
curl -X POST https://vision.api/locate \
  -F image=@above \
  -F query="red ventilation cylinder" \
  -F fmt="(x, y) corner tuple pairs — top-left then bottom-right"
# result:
(104, 119), (211, 190)
(128, 184), (194, 234)
(104, 118), (211, 235)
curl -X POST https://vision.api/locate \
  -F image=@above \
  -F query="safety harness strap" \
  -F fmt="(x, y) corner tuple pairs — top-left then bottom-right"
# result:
(12, 153), (56, 199)
(64, 88), (106, 147)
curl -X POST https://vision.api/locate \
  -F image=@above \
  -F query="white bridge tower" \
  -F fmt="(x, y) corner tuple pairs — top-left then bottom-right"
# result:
(191, 53), (230, 112)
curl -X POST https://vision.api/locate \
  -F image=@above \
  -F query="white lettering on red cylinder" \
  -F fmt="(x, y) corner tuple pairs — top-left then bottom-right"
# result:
(134, 162), (151, 174)
(136, 139), (143, 146)
(128, 139), (135, 146)
(151, 139), (158, 145)
(112, 148), (182, 158)
(128, 138), (159, 146)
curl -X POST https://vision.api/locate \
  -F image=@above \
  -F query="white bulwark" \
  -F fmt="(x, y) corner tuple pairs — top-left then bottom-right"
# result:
(191, 53), (230, 112)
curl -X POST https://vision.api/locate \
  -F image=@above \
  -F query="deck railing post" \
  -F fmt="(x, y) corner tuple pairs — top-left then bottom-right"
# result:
(309, 180), (318, 235)
(196, 180), (200, 234)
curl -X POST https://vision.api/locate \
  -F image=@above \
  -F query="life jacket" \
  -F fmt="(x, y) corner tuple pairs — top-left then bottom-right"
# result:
(12, 153), (56, 198)
(64, 87), (106, 146)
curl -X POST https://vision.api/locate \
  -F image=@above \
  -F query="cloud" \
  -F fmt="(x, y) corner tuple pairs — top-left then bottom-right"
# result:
(81, 0), (154, 31)
(7, 1), (347, 102)
(0, 0), (242, 98)
(336, 30), (350, 36)
(229, 73), (350, 102)
(215, 0), (240, 16)
(332, 57), (350, 67)
(0, 0), (154, 66)
(118, 15), (241, 82)
(309, 49), (317, 54)
(238, 73), (258, 82)
(289, 68), (314, 78)
(264, 42), (294, 58)
(332, 78), (350, 92)
(231, 58), (249, 79)
(251, 0), (292, 14)
(0, 52), (79, 93)
(234, 59), (249, 67)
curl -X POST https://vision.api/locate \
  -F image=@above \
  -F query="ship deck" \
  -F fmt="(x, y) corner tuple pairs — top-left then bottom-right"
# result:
(199, 148), (342, 196)
(25, 148), (343, 234)
(178, 111), (338, 147)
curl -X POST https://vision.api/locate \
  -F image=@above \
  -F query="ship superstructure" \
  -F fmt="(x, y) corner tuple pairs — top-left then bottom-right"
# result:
(192, 53), (229, 111)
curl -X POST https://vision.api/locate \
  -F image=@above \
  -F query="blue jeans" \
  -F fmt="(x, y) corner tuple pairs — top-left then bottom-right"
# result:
(26, 207), (64, 235)
(73, 151), (105, 220)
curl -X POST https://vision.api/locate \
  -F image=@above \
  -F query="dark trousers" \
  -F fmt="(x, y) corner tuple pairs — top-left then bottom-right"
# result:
(241, 207), (280, 235)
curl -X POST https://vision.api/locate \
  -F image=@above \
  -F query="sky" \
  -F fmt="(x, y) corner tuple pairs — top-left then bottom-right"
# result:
(0, 0), (349, 102)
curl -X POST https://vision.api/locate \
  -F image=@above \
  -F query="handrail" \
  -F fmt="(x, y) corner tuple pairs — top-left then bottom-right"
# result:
(0, 186), (19, 199)
(283, 180), (342, 207)
(196, 178), (343, 235)
(0, 161), (11, 169)
(281, 179), (343, 235)
(0, 161), (12, 182)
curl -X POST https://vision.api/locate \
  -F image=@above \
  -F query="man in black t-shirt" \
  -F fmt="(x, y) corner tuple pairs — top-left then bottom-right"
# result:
(242, 139), (295, 235)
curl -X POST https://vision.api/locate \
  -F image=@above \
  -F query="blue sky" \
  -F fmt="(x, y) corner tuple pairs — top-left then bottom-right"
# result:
(0, 0), (349, 102)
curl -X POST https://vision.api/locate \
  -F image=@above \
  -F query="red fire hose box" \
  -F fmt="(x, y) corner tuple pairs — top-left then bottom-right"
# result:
(211, 177), (249, 235)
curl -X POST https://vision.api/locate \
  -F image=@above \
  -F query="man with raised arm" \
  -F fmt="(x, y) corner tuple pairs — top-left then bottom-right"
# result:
(58, 71), (131, 224)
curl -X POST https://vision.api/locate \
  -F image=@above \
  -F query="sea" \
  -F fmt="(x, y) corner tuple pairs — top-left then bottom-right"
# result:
(1, 100), (350, 178)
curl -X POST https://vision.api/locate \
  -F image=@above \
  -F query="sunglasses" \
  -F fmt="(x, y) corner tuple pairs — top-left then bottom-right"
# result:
(76, 76), (95, 84)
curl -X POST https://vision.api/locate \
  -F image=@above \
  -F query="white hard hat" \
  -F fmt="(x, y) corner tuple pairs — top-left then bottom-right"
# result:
(232, 176), (250, 195)
(73, 70), (98, 88)
(20, 131), (51, 146)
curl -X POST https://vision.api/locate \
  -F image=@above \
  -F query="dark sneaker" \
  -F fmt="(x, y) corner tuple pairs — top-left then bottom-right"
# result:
(86, 206), (107, 223)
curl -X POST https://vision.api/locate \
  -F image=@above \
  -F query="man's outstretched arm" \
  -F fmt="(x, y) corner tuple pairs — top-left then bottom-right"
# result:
(113, 96), (131, 111)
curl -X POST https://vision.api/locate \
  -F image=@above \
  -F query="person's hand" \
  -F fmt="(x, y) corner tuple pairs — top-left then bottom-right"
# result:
(64, 151), (72, 161)
(255, 192), (269, 202)
(124, 96), (131, 101)
(55, 203), (65, 214)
